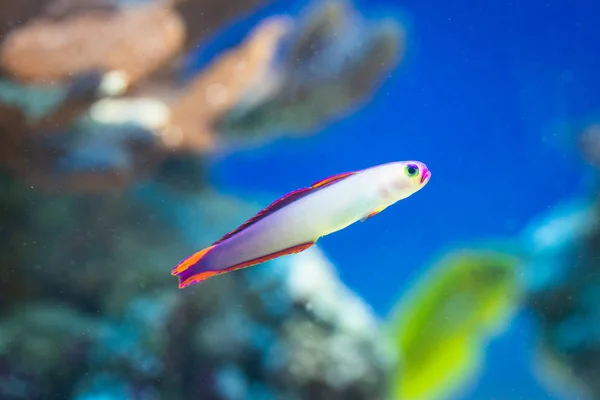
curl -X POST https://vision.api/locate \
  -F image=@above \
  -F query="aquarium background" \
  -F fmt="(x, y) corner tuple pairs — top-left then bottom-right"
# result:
(1, 0), (599, 399)
(213, 1), (599, 397)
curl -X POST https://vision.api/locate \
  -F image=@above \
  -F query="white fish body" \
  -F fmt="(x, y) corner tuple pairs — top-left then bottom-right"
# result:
(172, 160), (431, 288)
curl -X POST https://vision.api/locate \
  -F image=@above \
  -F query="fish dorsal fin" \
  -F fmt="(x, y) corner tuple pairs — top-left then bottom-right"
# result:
(212, 170), (358, 246)
(213, 187), (313, 245)
(311, 170), (357, 188)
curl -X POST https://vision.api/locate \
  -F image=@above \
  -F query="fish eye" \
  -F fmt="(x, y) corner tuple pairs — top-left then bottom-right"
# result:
(405, 164), (419, 177)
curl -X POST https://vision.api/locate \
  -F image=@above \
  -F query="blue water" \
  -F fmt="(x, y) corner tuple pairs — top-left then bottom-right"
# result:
(199, 0), (600, 312)
(187, 0), (600, 398)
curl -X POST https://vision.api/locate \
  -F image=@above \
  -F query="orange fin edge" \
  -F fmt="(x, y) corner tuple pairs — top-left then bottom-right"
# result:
(212, 170), (357, 246)
(361, 207), (385, 222)
(178, 241), (316, 288)
(171, 244), (217, 276)
(221, 241), (316, 273)
(311, 170), (357, 188)
(178, 269), (225, 289)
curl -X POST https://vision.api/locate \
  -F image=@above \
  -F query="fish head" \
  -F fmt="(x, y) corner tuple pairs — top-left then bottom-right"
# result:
(399, 160), (431, 190)
(381, 160), (430, 201)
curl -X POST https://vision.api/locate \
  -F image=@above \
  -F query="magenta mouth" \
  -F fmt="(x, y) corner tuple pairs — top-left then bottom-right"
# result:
(420, 168), (431, 184)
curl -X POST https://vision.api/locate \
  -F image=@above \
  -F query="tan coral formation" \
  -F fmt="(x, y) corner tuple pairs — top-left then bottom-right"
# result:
(213, 0), (405, 142)
(171, 0), (271, 52)
(0, 3), (185, 85)
(0, 0), (50, 40)
(0, 0), (405, 193)
(164, 16), (293, 152)
(0, 0), (283, 193)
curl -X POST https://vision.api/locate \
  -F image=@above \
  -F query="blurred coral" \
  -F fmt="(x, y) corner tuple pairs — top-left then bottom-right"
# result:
(0, 1), (50, 40)
(521, 197), (600, 399)
(0, 303), (96, 400)
(215, 0), (405, 144)
(0, 0), (405, 194)
(579, 123), (600, 169)
(0, 179), (390, 399)
(164, 15), (294, 153)
(0, 2), (185, 85)
(517, 121), (600, 399)
(0, 1), (407, 398)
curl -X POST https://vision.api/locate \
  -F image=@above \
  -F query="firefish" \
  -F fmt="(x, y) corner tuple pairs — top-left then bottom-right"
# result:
(172, 161), (431, 288)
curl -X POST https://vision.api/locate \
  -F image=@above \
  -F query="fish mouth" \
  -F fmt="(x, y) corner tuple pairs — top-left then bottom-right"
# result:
(420, 168), (431, 184)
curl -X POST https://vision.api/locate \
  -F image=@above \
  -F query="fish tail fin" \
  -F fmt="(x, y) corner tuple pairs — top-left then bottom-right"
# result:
(171, 244), (219, 289)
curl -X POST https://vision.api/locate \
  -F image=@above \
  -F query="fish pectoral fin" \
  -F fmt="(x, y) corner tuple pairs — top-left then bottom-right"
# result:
(361, 207), (386, 222)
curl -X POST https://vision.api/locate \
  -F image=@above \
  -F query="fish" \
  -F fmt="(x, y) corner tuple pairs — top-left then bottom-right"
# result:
(171, 160), (432, 289)
(385, 249), (522, 400)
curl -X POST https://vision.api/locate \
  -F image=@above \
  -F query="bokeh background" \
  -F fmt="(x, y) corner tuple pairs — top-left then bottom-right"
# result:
(1, 0), (600, 399)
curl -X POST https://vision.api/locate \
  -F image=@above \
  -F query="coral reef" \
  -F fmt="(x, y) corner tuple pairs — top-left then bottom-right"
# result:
(5, 2), (599, 399)
(519, 121), (600, 400)
(0, 181), (390, 400)
(3, 1), (599, 398)
(0, 0), (405, 399)
(215, 0), (404, 144)
(0, 0), (403, 194)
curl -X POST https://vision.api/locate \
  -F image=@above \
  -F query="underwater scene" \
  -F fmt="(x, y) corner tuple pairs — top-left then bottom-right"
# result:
(1, 0), (599, 399)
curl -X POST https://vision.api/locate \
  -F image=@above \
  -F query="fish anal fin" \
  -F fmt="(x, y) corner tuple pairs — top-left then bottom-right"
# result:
(178, 241), (315, 288)
(213, 188), (313, 245)
(223, 241), (316, 274)
(178, 269), (223, 289)
(311, 171), (357, 188)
